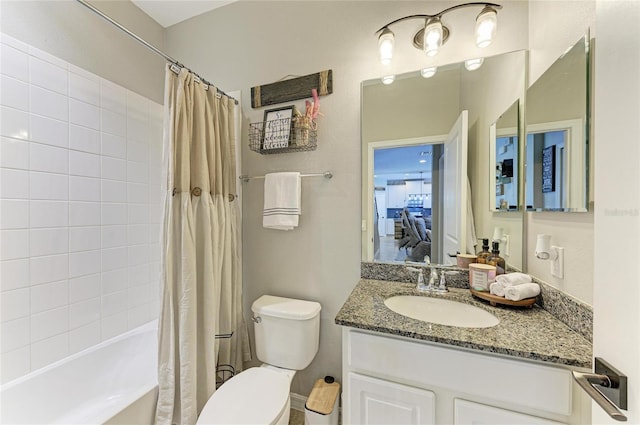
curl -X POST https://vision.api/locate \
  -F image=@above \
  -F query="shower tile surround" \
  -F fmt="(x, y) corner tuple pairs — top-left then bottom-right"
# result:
(361, 262), (593, 342)
(0, 34), (163, 383)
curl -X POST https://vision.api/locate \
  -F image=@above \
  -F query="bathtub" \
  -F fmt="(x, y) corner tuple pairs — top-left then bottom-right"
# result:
(1, 320), (158, 424)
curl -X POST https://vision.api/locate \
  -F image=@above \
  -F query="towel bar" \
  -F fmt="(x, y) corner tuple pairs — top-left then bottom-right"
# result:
(239, 171), (333, 183)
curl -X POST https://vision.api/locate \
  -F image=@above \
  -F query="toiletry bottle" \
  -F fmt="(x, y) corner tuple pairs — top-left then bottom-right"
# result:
(487, 241), (506, 275)
(476, 239), (491, 264)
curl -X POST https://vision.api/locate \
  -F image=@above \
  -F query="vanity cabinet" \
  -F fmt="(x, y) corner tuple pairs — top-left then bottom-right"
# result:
(454, 399), (563, 424)
(349, 373), (435, 424)
(342, 328), (589, 425)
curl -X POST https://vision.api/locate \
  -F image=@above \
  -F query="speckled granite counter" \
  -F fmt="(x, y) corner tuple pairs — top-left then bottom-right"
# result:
(335, 279), (592, 369)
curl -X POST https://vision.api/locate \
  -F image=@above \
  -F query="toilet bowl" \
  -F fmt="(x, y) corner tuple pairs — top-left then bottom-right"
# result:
(196, 365), (295, 425)
(196, 295), (321, 425)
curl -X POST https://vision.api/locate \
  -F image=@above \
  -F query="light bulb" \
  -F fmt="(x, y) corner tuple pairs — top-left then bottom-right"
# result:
(420, 66), (437, 78)
(424, 18), (443, 57)
(475, 6), (497, 48)
(465, 57), (484, 71)
(378, 27), (394, 65)
(381, 75), (395, 85)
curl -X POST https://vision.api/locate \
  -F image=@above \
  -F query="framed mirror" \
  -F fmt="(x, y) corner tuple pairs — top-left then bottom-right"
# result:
(490, 100), (520, 212)
(362, 50), (526, 269)
(525, 34), (590, 212)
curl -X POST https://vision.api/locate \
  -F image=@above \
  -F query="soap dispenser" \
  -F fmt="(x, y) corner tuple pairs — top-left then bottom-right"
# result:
(476, 238), (491, 264)
(487, 241), (506, 275)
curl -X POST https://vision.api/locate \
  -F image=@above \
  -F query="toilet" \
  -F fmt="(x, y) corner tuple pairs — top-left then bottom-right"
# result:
(197, 295), (322, 425)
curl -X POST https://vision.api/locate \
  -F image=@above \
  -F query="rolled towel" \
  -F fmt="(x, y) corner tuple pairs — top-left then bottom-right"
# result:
(495, 272), (532, 287)
(504, 283), (540, 301)
(490, 281), (506, 297)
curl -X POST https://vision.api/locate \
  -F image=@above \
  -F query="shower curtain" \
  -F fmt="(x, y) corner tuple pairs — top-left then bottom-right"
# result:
(156, 66), (249, 425)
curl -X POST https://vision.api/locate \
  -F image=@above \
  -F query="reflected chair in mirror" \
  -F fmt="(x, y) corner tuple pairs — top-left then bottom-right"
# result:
(399, 208), (432, 262)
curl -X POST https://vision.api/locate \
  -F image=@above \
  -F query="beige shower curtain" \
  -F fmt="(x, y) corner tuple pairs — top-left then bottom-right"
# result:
(156, 66), (249, 425)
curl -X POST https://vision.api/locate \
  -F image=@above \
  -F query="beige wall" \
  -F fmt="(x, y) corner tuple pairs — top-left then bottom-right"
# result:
(0, 0), (165, 103)
(527, 0), (595, 305)
(165, 0), (528, 396)
(362, 69), (461, 143)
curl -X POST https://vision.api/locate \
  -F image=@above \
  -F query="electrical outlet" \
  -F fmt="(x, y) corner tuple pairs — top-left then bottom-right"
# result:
(551, 246), (564, 278)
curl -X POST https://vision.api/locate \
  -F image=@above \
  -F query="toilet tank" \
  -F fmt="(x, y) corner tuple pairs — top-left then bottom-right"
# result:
(251, 295), (321, 370)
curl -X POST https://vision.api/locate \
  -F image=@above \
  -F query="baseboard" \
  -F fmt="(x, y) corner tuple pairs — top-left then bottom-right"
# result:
(290, 392), (307, 412)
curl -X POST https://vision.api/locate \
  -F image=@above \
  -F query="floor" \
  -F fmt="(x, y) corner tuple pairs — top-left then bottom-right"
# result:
(376, 235), (407, 262)
(288, 408), (305, 425)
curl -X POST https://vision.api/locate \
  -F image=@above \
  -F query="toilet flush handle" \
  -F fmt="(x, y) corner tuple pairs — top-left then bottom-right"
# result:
(252, 315), (262, 323)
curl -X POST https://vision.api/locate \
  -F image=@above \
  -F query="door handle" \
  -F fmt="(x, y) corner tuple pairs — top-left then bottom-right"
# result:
(572, 357), (627, 422)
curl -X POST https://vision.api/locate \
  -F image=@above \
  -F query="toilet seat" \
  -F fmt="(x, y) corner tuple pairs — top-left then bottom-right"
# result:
(196, 367), (290, 425)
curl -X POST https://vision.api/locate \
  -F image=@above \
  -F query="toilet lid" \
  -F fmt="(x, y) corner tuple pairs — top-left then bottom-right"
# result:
(197, 367), (289, 425)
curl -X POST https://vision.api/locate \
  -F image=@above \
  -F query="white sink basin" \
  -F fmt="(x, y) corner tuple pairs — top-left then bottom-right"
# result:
(384, 295), (500, 328)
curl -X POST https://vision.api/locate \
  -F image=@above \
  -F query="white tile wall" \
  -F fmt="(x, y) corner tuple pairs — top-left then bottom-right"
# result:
(0, 34), (163, 384)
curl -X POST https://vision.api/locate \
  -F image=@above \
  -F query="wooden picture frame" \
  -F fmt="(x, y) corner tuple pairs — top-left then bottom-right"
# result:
(262, 106), (294, 149)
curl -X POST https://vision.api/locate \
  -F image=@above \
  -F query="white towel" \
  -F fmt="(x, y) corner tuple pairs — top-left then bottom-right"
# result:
(489, 282), (506, 297)
(490, 273), (532, 296)
(495, 272), (532, 286)
(504, 283), (540, 301)
(263, 172), (301, 230)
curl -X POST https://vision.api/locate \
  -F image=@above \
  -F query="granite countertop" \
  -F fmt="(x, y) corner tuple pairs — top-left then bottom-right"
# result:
(335, 279), (592, 369)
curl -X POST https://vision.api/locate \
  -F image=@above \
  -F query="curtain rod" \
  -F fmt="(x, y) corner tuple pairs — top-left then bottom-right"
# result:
(75, 0), (238, 105)
(239, 171), (333, 183)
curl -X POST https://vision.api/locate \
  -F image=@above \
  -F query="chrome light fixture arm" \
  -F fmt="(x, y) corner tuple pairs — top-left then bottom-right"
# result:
(375, 1), (503, 66)
(374, 2), (502, 35)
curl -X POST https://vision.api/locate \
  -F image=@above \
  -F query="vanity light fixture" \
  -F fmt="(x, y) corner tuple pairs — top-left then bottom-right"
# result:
(375, 2), (502, 65)
(421, 66), (438, 78)
(378, 27), (395, 65)
(475, 6), (498, 48)
(381, 75), (395, 85)
(465, 57), (484, 71)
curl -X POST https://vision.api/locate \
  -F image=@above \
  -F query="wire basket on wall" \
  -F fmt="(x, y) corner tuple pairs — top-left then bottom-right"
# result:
(249, 118), (317, 154)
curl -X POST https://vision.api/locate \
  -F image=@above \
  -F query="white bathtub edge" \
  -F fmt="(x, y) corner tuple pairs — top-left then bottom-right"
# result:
(0, 319), (158, 392)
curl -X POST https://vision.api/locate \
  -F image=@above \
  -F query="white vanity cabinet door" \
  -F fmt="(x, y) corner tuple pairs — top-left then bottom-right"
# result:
(454, 399), (567, 425)
(348, 372), (436, 425)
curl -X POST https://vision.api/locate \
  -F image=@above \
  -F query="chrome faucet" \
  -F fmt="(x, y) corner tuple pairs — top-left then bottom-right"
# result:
(433, 270), (449, 293)
(406, 267), (429, 292)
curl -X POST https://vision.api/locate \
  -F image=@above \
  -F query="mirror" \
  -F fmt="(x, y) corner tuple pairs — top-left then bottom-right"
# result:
(362, 50), (526, 268)
(490, 100), (520, 212)
(525, 35), (590, 212)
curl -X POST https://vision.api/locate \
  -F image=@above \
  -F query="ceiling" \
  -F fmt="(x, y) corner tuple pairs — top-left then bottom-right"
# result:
(131, 0), (236, 28)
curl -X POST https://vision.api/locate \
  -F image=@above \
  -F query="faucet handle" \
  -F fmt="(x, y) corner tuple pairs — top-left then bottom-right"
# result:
(434, 270), (449, 293)
(406, 267), (424, 281)
(406, 267), (428, 291)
